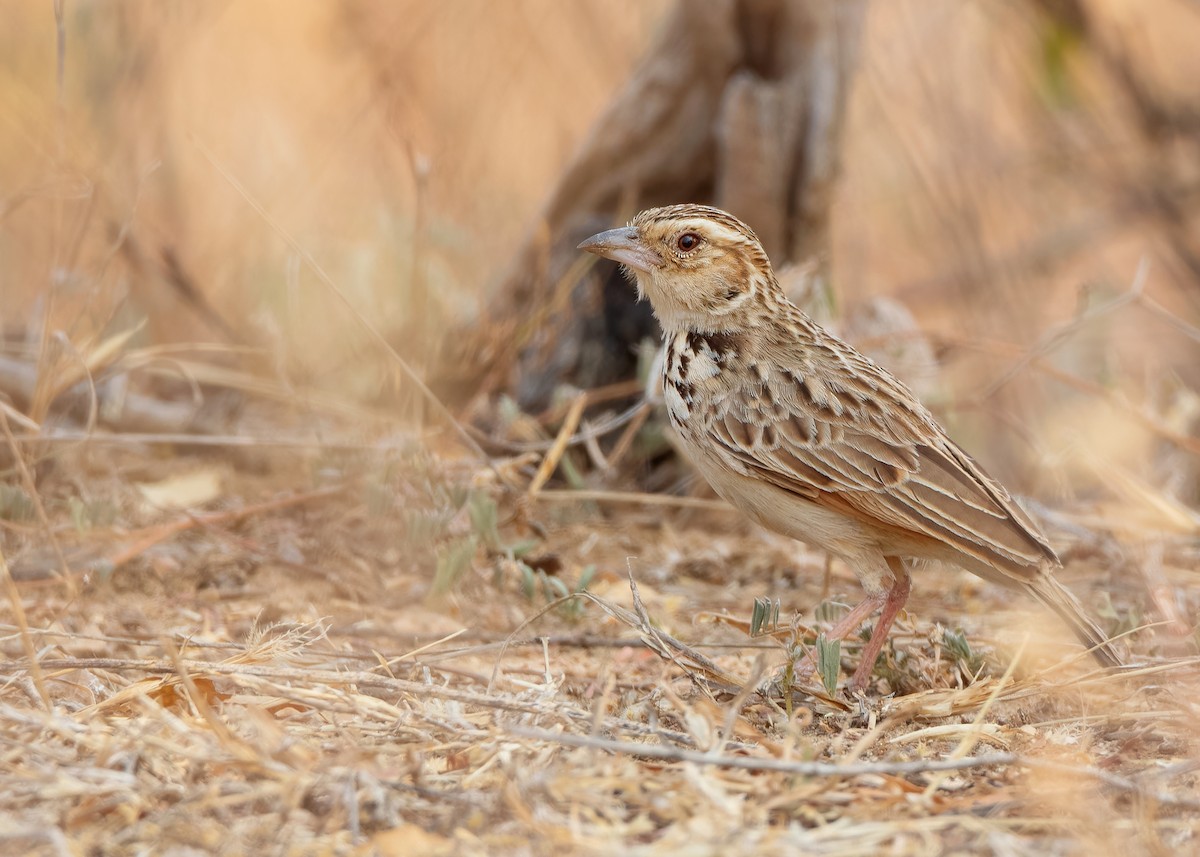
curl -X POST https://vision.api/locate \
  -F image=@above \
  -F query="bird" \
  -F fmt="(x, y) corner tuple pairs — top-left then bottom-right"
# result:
(578, 203), (1124, 691)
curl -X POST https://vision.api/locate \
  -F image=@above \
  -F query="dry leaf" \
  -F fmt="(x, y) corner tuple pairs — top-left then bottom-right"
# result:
(136, 470), (223, 512)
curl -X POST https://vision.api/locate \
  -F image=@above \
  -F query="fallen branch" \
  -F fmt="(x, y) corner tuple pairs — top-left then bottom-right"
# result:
(507, 725), (1200, 809)
(508, 724), (1017, 777)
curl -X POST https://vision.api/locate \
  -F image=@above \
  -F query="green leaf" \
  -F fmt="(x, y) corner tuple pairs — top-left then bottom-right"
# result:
(816, 634), (841, 696)
(431, 537), (477, 596)
(405, 509), (450, 549)
(444, 482), (470, 511)
(750, 597), (780, 637)
(814, 599), (844, 625)
(542, 572), (570, 602)
(942, 628), (984, 674)
(559, 455), (586, 491)
(518, 560), (536, 600)
(0, 484), (34, 522)
(68, 496), (90, 532)
(467, 491), (500, 550)
(507, 539), (541, 560)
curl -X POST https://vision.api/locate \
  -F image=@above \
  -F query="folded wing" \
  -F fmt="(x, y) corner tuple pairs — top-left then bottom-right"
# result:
(704, 360), (1057, 581)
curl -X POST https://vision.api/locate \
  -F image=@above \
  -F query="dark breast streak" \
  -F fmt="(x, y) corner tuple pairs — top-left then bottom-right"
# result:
(665, 331), (746, 428)
(685, 331), (740, 359)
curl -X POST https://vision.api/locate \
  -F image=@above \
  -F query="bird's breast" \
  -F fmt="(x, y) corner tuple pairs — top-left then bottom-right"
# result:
(662, 333), (715, 427)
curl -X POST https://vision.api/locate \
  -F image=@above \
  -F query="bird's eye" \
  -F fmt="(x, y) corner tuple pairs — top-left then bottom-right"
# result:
(676, 232), (701, 252)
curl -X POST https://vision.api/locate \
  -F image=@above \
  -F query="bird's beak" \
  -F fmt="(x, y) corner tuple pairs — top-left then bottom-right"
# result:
(577, 226), (663, 273)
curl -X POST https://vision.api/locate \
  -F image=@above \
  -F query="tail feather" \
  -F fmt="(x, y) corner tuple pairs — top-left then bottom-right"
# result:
(1027, 573), (1124, 668)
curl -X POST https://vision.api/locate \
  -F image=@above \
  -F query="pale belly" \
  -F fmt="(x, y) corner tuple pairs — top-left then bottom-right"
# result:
(681, 437), (880, 556)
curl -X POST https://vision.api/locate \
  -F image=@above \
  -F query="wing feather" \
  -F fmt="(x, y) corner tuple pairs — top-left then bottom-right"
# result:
(701, 362), (1056, 579)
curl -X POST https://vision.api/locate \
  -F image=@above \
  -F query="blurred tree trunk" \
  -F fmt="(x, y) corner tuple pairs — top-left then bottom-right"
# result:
(443, 0), (869, 411)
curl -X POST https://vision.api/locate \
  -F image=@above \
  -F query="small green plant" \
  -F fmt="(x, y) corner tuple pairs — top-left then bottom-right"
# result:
(815, 634), (841, 696)
(443, 481), (470, 511)
(410, 482), (558, 601)
(68, 496), (89, 531)
(467, 491), (500, 551)
(813, 598), (847, 625)
(395, 462), (476, 558)
(750, 596), (781, 637)
(0, 484), (34, 522)
(561, 564), (596, 619)
(405, 508), (453, 551)
(358, 459), (404, 517)
(431, 537), (477, 597)
(66, 495), (118, 532)
(516, 561), (595, 619)
(518, 560), (537, 600)
(942, 627), (985, 676)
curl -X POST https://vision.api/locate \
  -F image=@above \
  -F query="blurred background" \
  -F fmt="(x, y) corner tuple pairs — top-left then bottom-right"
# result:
(2, 0), (1199, 509)
(5, 7), (1200, 851)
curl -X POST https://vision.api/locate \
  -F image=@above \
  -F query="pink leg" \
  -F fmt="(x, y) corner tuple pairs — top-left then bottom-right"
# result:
(821, 592), (886, 643)
(847, 558), (911, 691)
(792, 558), (911, 691)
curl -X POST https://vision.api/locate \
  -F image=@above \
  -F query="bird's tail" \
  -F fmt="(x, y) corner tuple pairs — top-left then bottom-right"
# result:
(1026, 573), (1125, 668)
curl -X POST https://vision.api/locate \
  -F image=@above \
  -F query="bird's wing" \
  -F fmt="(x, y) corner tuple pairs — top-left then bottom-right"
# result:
(702, 357), (1056, 579)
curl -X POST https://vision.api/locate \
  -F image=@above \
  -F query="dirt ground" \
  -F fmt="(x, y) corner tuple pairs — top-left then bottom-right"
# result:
(1, 427), (1197, 856)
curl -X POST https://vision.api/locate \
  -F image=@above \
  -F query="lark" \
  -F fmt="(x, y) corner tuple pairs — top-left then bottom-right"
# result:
(579, 204), (1123, 691)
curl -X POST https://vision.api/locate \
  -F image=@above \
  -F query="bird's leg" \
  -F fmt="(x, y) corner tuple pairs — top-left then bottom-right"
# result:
(817, 593), (887, 644)
(847, 557), (911, 691)
(790, 558), (910, 691)
(790, 592), (886, 684)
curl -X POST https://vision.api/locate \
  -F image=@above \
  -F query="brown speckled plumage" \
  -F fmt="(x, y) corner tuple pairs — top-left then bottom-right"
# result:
(580, 204), (1123, 690)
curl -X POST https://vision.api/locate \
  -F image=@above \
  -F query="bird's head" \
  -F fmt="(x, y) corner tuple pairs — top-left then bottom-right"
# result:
(578, 204), (776, 334)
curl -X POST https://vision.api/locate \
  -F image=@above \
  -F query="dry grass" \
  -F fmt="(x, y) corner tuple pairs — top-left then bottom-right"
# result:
(0, 372), (1197, 855)
(2, 1), (1200, 855)
(0, 436), (1197, 855)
